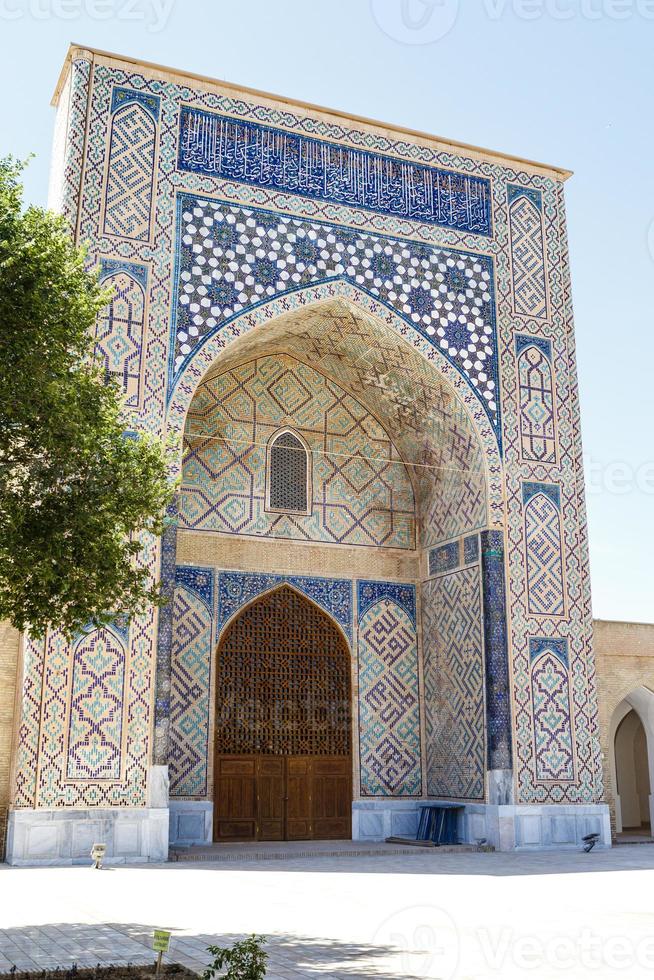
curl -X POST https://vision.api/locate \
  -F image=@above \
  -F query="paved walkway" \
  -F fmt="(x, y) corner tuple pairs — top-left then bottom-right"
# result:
(2, 845), (654, 979)
(169, 840), (476, 862)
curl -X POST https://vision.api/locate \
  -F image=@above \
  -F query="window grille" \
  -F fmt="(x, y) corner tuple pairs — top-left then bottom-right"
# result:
(268, 431), (309, 513)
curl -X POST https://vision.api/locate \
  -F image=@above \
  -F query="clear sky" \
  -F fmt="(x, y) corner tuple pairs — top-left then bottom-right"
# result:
(1, 0), (652, 623)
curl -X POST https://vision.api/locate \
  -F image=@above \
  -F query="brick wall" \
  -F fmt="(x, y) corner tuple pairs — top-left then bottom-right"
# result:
(0, 622), (20, 859)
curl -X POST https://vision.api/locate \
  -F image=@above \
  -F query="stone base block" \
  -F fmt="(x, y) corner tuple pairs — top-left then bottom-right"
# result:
(169, 800), (213, 845)
(352, 799), (421, 841)
(353, 800), (612, 851)
(166, 799), (612, 852)
(5, 808), (169, 866)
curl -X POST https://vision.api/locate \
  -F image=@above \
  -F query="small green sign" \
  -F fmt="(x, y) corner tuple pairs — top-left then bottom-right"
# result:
(153, 930), (171, 953)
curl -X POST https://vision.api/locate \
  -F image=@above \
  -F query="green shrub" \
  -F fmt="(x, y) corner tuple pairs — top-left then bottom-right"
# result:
(203, 935), (268, 980)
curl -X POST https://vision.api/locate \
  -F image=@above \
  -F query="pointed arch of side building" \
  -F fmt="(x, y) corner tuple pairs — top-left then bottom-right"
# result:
(608, 685), (654, 837)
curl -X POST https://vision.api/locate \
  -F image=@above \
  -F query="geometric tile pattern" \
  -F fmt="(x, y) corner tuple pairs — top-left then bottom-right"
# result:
(178, 108), (493, 236)
(153, 498), (179, 767)
(530, 640), (575, 782)
(181, 354), (416, 550)
(25, 49), (603, 820)
(509, 188), (547, 319)
(169, 571), (213, 798)
(357, 595), (421, 796)
(58, 58), (91, 236)
(12, 636), (50, 808)
(172, 196), (499, 431)
(95, 262), (148, 407)
(422, 565), (485, 800)
(480, 530), (512, 772)
(66, 628), (127, 780)
(103, 100), (156, 241)
(523, 484), (565, 617)
(13, 551), (156, 808)
(217, 570), (353, 643)
(516, 335), (556, 463)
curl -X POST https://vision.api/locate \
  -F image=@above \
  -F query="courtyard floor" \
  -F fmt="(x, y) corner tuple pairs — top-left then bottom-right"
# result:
(2, 845), (654, 979)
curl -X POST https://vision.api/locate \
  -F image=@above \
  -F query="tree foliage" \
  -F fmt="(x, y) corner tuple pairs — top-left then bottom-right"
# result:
(0, 158), (173, 638)
(203, 936), (268, 980)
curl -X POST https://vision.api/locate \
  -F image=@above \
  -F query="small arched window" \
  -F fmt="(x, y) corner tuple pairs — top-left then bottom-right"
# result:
(266, 429), (311, 514)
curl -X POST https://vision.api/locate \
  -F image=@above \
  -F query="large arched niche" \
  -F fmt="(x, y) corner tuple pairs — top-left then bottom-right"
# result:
(167, 286), (503, 542)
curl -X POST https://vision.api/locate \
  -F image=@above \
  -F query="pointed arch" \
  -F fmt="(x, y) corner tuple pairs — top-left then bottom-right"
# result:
(609, 687), (654, 834)
(167, 285), (503, 529)
(265, 427), (311, 515)
(218, 578), (353, 653)
(213, 584), (353, 840)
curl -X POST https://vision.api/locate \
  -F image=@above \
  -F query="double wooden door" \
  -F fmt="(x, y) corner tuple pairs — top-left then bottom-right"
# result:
(214, 754), (351, 841)
(213, 586), (353, 842)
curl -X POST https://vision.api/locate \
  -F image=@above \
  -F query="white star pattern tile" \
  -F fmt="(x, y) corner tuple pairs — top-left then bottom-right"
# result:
(173, 195), (499, 422)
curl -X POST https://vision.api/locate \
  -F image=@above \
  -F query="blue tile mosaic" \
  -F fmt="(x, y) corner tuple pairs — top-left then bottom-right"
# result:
(357, 580), (416, 626)
(464, 534), (480, 565)
(428, 541), (460, 577)
(99, 257), (149, 291)
(171, 195), (500, 440)
(481, 530), (512, 772)
(178, 108), (492, 236)
(110, 85), (160, 121)
(529, 636), (569, 668)
(218, 571), (353, 642)
(507, 183), (542, 211)
(515, 333), (552, 360)
(522, 482), (561, 509)
(175, 564), (214, 609)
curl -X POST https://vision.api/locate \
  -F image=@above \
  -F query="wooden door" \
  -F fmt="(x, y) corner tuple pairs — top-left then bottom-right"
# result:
(286, 757), (312, 840)
(312, 757), (351, 840)
(214, 755), (256, 841)
(213, 587), (353, 842)
(257, 757), (285, 841)
(215, 754), (352, 841)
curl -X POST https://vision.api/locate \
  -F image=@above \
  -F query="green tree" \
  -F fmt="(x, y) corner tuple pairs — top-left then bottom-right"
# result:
(204, 936), (268, 980)
(0, 158), (173, 638)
